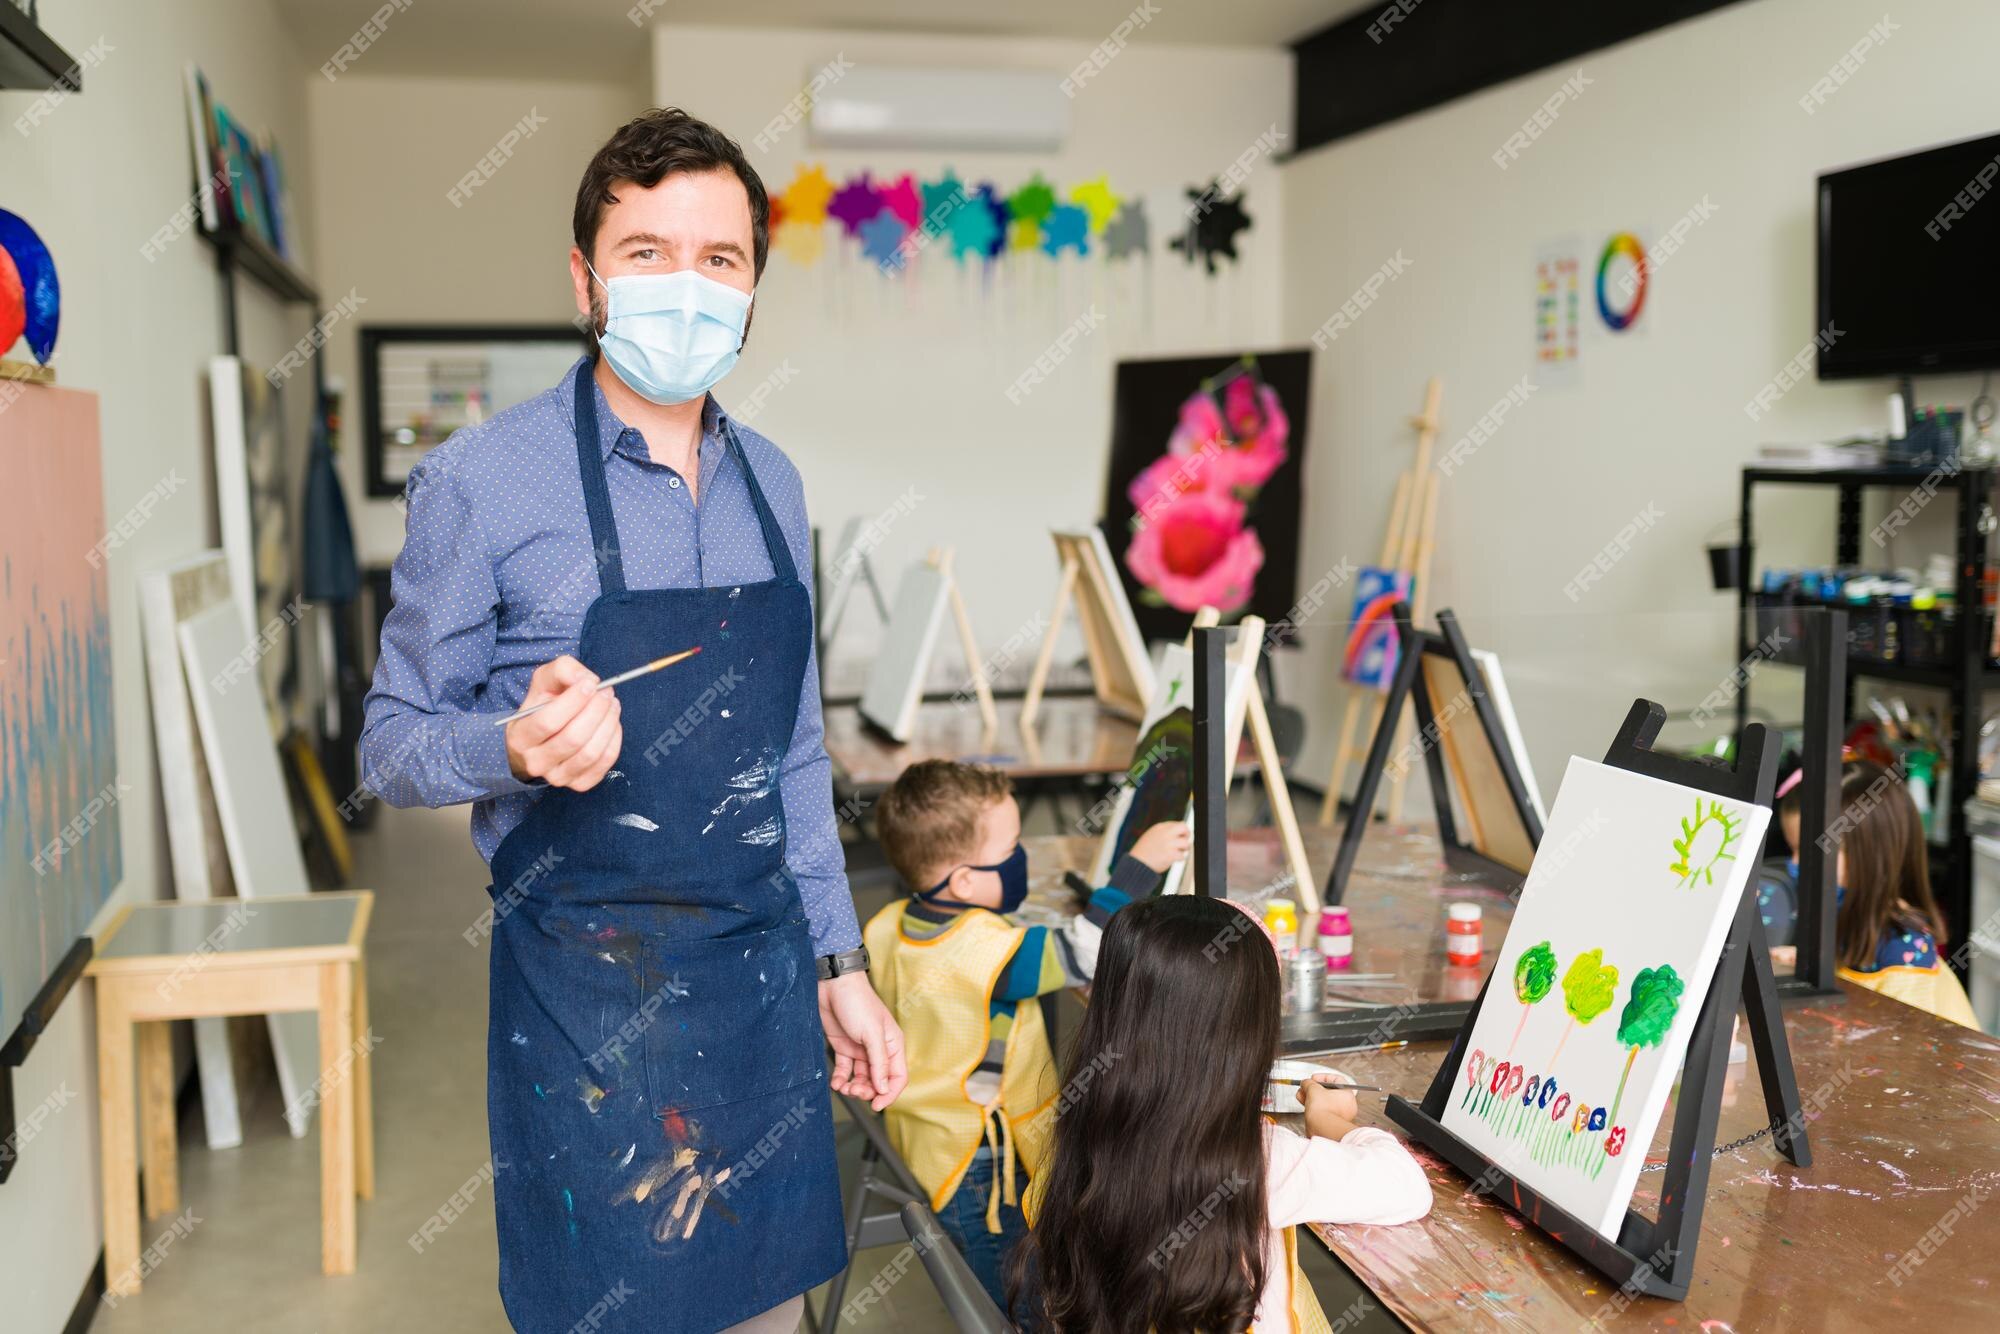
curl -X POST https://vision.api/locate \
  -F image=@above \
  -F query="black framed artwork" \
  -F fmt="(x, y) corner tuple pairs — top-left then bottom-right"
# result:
(360, 324), (592, 498)
(1099, 349), (1313, 645)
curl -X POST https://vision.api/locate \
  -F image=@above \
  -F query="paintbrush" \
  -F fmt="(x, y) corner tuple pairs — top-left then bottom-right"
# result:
(493, 647), (703, 727)
(1267, 1077), (1384, 1092)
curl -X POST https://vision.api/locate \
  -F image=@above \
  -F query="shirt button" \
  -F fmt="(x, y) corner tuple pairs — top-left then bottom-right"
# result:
(669, 477), (682, 489)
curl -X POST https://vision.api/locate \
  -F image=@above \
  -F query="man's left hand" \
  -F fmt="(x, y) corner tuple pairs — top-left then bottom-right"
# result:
(818, 972), (907, 1111)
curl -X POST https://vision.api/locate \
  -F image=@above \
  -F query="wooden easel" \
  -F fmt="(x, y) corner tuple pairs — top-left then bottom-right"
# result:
(1387, 701), (1806, 1300)
(1187, 608), (1320, 916)
(1319, 377), (1443, 826)
(856, 545), (996, 743)
(1021, 528), (1152, 728)
(819, 517), (891, 650)
(936, 547), (998, 734)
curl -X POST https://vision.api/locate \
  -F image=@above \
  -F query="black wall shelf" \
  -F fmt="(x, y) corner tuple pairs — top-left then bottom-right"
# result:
(1735, 463), (1995, 962)
(0, 0), (80, 92)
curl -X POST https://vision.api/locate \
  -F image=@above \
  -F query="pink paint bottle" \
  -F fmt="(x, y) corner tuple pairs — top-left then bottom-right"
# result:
(1446, 903), (1483, 968)
(1317, 906), (1353, 970)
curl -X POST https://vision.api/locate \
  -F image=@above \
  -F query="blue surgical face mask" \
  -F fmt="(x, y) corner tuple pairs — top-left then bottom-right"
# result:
(922, 843), (1030, 914)
(588, 262), (751, 405)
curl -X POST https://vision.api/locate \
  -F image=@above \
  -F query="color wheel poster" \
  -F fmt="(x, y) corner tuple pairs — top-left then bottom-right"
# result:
(1440, 756), (1769, 1241)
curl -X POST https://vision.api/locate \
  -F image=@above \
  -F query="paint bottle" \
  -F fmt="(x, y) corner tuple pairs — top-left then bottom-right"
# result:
(1317, 906), (1354, 970)
(1446, 903), (1483, 968)
(1263, 898), (1299, 959)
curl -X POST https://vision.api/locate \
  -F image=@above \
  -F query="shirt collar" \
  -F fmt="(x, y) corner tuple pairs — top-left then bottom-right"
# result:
(564, 354), (732, 467)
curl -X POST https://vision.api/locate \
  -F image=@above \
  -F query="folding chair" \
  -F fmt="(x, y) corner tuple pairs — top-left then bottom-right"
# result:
(900, 1201), (1013, 1334)
(805, 1091), (929, 1331)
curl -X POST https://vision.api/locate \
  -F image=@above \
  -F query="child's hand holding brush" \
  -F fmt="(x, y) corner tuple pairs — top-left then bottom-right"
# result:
(1300, 1070), (1362, 1142)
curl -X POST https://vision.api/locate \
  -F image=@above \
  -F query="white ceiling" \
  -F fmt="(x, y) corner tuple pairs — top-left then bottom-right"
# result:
(274, 0), (1373, 84)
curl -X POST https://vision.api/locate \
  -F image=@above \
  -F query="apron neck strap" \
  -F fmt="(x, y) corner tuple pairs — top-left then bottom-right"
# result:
(569, 360), (799, 596)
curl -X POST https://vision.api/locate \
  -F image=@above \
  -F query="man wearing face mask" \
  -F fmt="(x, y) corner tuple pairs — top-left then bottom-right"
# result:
(360, 108), (904, 1334)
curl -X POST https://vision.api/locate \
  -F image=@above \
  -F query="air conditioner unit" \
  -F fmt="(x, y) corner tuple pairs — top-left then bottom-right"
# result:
(810, 64), (1070, 153)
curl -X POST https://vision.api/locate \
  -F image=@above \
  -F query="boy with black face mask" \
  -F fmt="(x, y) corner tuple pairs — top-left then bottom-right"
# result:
(862, 760), (1186, 1311)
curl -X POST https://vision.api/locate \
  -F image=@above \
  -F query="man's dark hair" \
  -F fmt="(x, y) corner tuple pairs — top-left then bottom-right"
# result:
(572, 107), (769, 278)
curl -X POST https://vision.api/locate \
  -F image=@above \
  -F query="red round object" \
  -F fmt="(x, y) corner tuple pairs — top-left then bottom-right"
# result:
(0, 245), (26, 356)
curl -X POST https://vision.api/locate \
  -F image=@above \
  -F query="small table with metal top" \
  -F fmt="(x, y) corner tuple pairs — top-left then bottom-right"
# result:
(88, 891), (374, 1296)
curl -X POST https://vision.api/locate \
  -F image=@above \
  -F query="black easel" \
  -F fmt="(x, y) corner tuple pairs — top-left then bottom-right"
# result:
(1327, 604), (1544, 905)
(1385, 700), (1809, 1300)
(1192, 625), (1231, 897)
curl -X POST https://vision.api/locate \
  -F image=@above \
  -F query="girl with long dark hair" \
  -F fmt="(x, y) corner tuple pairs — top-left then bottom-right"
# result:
(1011, 896), (1431, 1332)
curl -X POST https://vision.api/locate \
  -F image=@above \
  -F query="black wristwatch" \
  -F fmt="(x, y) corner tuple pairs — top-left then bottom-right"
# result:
(816, 946), (870, 981)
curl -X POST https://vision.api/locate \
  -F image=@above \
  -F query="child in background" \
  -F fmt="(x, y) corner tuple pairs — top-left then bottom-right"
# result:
(864, 760), (1191, 1312)
(1012, 895), (1432, 1334)
(1767, 760), (1978, 1026)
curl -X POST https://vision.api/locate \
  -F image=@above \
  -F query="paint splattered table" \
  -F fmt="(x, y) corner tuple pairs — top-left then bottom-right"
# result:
(1298, 985), (2000, 1330)
(87, 891), (375, 1296)
(1019, 823), (1518, 1015)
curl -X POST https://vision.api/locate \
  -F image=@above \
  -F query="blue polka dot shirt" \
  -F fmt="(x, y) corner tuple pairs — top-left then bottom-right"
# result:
(359, 356), (860, 954)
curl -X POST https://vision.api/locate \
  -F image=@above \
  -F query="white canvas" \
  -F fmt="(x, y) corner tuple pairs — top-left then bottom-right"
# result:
(1088, 641), (1252, 895)
(858, 561), (951, 742)
(1440, 756), (1770, 1240)
(820, 516), (889, 651)
(1052, 526), (1154, 705)
(1472, 649), (1547, 824)
(208, 355), (294, 740)
(141, 553), (245, 1148)
(179, 603), (317, 1138)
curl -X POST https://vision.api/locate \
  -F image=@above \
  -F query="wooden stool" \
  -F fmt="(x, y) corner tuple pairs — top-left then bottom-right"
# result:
(88, 892), (374, 1297)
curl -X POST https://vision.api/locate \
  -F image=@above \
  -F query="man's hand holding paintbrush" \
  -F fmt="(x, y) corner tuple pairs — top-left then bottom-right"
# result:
(505, 655), (628, 791)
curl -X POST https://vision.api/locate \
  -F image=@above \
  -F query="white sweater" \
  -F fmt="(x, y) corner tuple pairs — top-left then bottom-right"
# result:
(1255, 1123), (1432, 1330)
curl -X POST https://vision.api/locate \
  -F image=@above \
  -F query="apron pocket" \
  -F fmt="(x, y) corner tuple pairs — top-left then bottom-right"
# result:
(640, 920), (824, 1122)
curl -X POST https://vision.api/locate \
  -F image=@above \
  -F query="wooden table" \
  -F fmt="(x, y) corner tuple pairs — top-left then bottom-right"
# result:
(824, 695), (1140, 789)
(1301, 984), (2000, 1330)
(1018, 823), (1517, 1016)
(89, 892), (374, 1295)
(1021, 824), (2000, 1329)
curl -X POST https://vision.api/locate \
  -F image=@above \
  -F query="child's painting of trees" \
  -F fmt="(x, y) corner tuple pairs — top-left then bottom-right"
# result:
(1439, 757), (1769, 1241)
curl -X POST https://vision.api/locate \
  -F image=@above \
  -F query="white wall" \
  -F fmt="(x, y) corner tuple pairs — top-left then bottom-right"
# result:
(1278, 0), (1999, 797)
(650, 24), (1292, 679)
(0, 2), (314, 1328)
(307, 72), (651, 564)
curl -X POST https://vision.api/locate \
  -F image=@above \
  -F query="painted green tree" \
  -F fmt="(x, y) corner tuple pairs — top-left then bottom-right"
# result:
(1545, 948), (1619, 1074)
(1505, 941), (1558, 1061)
(1605, 965), (1684, 1129)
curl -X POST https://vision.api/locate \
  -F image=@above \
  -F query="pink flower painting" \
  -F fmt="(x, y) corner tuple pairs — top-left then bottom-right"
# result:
(1125, 490), (1265, 614)
(1123, 365), (1289, 615)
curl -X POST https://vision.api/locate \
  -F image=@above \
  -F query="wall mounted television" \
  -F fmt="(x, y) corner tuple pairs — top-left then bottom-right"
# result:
(1817, 131), (2000, 379)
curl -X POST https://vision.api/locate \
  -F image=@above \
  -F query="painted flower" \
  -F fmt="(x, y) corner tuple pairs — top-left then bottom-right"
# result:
(1125, 489), (1265, 613)
(1126, 448), (1221, 522)
(1166, 381), (1290, 494)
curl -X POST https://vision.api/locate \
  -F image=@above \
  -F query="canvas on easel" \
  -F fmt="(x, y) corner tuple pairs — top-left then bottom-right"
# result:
(1327, 607), (1544, 905)
(1021, 527), (1153, 727)
(1089, 615), (1316, 910)
(857, 548), (994, 743)
(1320, 377), (1443, 825)
(818, 516), (890, 653)
(1420, 648), (1542, 874)
(1388, 702), (1810, 1300)
(1087, 641), (1245, 897)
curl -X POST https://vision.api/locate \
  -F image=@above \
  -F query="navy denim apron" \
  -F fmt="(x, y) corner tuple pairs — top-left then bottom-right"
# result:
(484, 363), (845, 1333)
